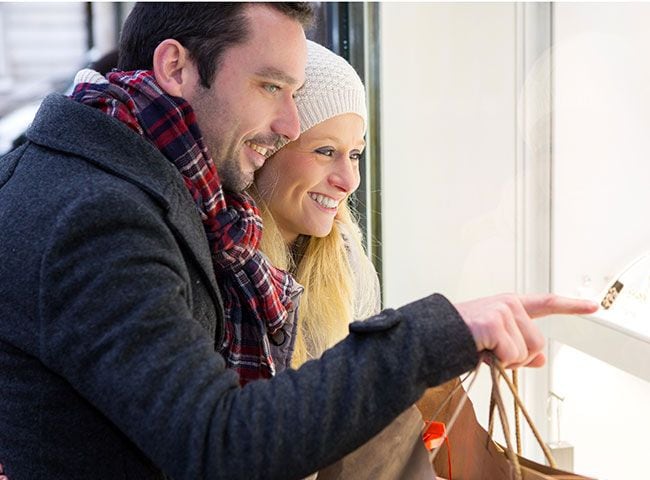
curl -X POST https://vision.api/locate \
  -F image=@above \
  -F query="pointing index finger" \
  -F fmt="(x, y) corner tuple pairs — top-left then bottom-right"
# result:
(519, 294), (599, 318)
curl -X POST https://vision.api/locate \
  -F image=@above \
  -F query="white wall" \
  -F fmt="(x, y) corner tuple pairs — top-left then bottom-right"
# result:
(379, 0), (521, 454)
(380, 3), (650, 479)
(380, 3), (517, 308)
(551, 4), (650, 479)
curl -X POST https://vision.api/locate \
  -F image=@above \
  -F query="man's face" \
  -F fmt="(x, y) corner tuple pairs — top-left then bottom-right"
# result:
(185, 5), (307, 193)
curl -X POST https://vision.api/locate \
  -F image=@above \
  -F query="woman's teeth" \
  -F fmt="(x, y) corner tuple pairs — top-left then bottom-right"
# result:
(309, 193), (338, 209)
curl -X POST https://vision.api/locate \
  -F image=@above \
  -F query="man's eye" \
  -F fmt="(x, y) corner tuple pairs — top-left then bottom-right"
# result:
(264, 84), (280, 94)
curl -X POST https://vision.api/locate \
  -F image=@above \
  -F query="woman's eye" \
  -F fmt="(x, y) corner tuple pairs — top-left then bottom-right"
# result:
(264, 84), (280, 94)
(315, 148), (334, 157)
(350, 152), (362, 161)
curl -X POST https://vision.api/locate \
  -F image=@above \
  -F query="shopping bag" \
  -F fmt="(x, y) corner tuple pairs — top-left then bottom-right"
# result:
(485, 360), (595, 480)
(418, 377), (511, 479)
(316, 405), (435, 479)
(417, 356), (596, 480)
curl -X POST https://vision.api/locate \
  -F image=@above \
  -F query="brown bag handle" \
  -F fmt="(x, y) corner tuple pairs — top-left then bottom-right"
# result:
(487, 354), (557, 467)
(428, 353), (558, 480)
(426, 359), (482, 464)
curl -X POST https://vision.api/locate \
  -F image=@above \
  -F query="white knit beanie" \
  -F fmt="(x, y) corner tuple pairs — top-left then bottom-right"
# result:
(293, 40), (368, 137)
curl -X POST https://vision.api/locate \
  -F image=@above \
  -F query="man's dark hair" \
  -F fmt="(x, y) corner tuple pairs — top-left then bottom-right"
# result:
(118, 2), (313, 89)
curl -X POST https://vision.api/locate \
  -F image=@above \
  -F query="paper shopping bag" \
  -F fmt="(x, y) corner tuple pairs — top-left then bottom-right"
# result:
(418, 378), (512, 479)
(316, 405), (435, 480)
(417, 360), (596, 480)
(517, 455), (594, 480)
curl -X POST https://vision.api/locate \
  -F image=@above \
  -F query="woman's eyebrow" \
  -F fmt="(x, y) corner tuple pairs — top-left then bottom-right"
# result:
(318, 136), (367, 149)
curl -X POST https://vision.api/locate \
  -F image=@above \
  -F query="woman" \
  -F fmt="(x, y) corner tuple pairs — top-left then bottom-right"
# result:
(251, 40), (438, 480)
(252, 39), (380, 368)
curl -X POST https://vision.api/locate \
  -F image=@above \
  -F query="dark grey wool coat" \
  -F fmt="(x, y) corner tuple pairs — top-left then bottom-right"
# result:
(0, 94), (478, 480)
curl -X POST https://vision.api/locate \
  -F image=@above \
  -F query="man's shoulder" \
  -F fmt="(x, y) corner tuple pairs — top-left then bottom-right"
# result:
(26, 94), (145, 157)
(21, 94), (187, 209)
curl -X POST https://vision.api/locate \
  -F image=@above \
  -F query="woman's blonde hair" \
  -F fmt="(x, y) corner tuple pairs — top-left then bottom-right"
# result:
(250, 40), (378, 367)
(251, 188), (377, 367)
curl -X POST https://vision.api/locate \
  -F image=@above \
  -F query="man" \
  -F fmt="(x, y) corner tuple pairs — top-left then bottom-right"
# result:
(0, 3), (596, 480)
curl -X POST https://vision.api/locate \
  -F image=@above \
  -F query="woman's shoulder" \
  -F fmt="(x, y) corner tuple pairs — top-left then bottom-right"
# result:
(336, 220), (366, 275)
(335, 220), (382, 318)
(336, 219), (357, 253)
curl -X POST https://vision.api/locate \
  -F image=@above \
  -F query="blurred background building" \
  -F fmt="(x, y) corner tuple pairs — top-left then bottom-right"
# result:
(0, 2), (131, 152)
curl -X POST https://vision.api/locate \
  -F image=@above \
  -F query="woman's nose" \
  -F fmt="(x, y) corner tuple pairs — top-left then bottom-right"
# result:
(329, 156), (360, 193)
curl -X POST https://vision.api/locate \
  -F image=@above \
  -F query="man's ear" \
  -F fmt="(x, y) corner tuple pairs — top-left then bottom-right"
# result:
(152, 39), (194, 97)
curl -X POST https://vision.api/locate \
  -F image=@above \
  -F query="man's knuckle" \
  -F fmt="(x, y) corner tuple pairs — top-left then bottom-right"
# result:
(530, 335), (545, 352)
(495, 304), (511, 323)
(541, 294), (557, 310)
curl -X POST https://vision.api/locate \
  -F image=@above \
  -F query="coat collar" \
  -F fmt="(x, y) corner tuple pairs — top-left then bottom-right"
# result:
(27, 94), (223, 323)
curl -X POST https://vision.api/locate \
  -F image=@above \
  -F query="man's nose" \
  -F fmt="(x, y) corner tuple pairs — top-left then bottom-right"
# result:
(271, 96), (301, 142)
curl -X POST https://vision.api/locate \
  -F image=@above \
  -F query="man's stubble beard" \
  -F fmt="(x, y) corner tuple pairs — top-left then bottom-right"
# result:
(193, 88), (252, 193)
(209, 139), (253, 193)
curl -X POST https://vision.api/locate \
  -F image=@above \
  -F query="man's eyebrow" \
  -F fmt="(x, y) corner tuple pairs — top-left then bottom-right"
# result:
(255, 67), (302, 86)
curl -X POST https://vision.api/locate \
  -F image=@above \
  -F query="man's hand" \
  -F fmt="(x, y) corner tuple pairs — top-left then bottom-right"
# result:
(454, 294), (598, 368)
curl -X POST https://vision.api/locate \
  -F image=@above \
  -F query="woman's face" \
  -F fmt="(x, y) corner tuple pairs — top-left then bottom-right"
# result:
(255, 113), (364, 243)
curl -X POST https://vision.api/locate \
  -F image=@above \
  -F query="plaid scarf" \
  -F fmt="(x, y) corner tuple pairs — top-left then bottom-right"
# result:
(71, 69), (300, 385)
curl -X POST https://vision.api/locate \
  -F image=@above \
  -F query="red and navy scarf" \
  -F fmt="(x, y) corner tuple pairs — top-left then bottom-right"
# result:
(71, 70), (300, 385)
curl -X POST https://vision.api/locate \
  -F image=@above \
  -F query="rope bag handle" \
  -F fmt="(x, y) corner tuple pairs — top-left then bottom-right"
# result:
(426, 352), (558, 480)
